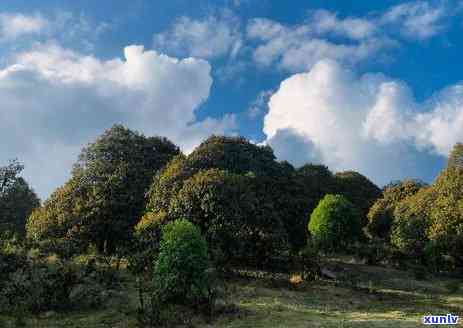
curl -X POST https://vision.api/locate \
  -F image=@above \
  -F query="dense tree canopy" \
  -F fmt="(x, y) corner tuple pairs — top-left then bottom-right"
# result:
(365, 179), (427, 240)
(308, 194), (361, 251)
(0, 160), (39, 236)
(27, 125), (180, 254)
(388, 144), (463, 267)
(144, 136), (295, 258)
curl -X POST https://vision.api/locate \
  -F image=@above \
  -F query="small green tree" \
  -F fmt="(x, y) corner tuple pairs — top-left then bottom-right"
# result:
(308, 194), (361, 251)
(153, 219), (210, 304)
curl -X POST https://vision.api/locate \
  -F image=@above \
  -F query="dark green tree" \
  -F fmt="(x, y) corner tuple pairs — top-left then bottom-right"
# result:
(334, 171), (381, 227)
(0, 160), (39, 236)
(169, 169), (287, 266)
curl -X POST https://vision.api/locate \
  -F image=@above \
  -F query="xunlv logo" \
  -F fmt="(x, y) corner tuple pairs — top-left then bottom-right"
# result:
(423, 314), (459, 325)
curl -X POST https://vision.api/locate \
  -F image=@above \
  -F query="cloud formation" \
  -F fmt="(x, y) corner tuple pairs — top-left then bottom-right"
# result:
(153, 10), (242, 59)
(1, 43), (235, 198)
(264, 59), (461, 185)
(246, 1), (452, 72)
(381, 1), (449, 40)
(0, 13), (48, 41)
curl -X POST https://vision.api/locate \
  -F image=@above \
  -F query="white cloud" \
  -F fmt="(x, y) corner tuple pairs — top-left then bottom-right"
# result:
(0, 13), (48, 41)
(381, 1), (448, 40)
(310, 9), (377, 40)
(246, 1), (451, 72)
(0, 43), (235, 198)
(153, 10), (242, 59)
(263, 59), (463, 184)
(246, 17), (392, 72)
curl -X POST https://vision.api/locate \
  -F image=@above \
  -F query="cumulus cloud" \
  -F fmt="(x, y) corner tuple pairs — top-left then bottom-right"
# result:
(153, 10), (242, 59)
(1, 43), (235, 198)
(0, 13), (48, 41)
(263, 59), (462, 185)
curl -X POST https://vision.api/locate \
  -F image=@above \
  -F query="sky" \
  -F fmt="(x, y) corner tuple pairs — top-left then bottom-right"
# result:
(1, 0), (463, 199)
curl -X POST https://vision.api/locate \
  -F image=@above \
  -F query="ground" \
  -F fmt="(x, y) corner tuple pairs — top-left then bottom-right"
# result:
(1, 259), (461, 327)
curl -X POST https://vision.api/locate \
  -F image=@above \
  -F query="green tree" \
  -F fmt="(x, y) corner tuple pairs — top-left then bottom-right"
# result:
(308, 194), (361, 251)
(427, 167), (463, 266)
(27, 125), (179, 254)
(390, 187), (434, 259)
(153, 219), (210, 304)
(0, 160), (40, 236)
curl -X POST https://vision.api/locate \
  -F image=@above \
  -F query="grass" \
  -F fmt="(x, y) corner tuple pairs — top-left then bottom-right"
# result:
(1, 260), (461, 327)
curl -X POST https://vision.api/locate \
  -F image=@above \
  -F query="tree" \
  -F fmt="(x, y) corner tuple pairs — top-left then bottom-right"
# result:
(390, 187), (434, 259)
(334, 171), (381, 227)
(365, 179), (426, 240)
(426, 167), (463, 266)
(145, 135), (282, 215)
(169, 169), (288, 266)
(27, 125), (180, 254)
(144, 136), (294, 260)
(308, 194), (361, 251)
(0, 160), (40, 236)
(153, 219), (210, 304)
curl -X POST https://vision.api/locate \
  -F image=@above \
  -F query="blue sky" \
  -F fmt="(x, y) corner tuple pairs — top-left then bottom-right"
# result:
(1, 0), (463, 199)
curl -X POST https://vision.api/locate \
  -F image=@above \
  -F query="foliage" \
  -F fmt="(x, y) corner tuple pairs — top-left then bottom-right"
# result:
(0, 160), (39, 237)
(277, 164), (337, 252)
(127, 210), (168, 275)
(0, 246), (122, 315)
(153, 219), (211, 305)
(170, 169), (288, 267)
(145, 135), (282, 214)
(365, 179), (426, 240)
(144, 136), (293, 263)
(308, 194), (361, 251)
(426, 167), (463, 267)
(447, 142), (463, 169)
(334, 171), (381, 227)
(26, 125), (179, 254)
(390, 187), (434, 259)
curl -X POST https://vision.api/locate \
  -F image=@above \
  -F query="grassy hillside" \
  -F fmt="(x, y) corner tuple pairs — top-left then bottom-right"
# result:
(1, 259), (461, 328)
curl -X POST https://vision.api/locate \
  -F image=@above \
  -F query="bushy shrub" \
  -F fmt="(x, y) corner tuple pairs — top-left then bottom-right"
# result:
(308, 194), (361, 251)
(0, 252), (122, 315)
(153, 219), (211, 305)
